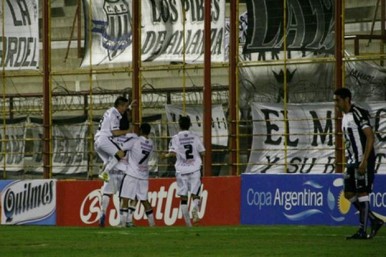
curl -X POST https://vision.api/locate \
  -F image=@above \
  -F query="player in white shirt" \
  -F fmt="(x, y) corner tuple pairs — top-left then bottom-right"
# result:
(163, 116), (205, 226)
(98, 106), (135, 227)
(94, 96), (133, 182)
(119, 123), (156, 227)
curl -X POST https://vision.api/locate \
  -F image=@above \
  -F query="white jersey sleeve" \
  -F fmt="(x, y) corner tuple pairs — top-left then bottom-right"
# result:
(127, 136), (154, 179)
(113, 134), (138, 172)
(169, 131), (205, 174)
(94, 107), (122, 139)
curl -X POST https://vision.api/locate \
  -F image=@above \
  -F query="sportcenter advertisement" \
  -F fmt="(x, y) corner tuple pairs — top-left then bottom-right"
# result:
(56, 177), (240, 226)
(241, 174), (386, 225)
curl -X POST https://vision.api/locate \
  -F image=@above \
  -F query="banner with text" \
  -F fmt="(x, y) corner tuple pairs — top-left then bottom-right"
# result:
(165, 104), (228, 147)
(30, 118), (89, 174)
(0, 180), (56, 225)
(81, 0), (225, 66)
(56, 177), (240, 226)
(241, 174), (386, 225)
(0, 118), (27, 171)
(0, 0), (39, 70)
(246, 102), (386, 173)
(244, 0), (334, 54)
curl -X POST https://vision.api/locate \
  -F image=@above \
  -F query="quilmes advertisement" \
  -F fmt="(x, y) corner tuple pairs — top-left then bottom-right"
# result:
(241, 174), (386, 225)
(0, 180), (56, 225)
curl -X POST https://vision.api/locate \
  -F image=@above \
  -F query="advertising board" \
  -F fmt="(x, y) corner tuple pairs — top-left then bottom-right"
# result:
(56, 177), (240, 226)
(0, 180), (56, 225)
(241, 174), (386, 225)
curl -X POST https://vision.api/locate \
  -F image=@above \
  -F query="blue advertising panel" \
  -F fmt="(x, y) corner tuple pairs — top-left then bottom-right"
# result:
(241, 174), (386, 225)
(0, 180), (56, 225)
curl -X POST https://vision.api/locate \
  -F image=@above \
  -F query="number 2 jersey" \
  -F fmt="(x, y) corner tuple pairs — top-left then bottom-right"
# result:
(168, 130), (205, 174)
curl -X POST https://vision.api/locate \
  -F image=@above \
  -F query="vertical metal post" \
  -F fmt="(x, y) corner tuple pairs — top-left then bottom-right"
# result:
(203, 0), (212, 176)
(77, 0), (82, 58)
(381, 0), (385, 66)
(132, 0), (141, 131)
(229, 0), (239, 175)
(335, 0), (343, 174)
(43, 0), (52, 178)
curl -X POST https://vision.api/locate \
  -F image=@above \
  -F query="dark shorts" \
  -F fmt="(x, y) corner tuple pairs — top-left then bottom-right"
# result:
(344, 164), (374, 194)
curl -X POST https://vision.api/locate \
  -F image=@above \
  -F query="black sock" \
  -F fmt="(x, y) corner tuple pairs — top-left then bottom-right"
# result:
(353, 201), (378, 223)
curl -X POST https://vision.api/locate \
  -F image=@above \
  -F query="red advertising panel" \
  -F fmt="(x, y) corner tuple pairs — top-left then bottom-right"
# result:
(56, 177), (240, 226)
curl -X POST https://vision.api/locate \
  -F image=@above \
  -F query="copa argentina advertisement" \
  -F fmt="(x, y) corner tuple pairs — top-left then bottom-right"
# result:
(241, 174), (386, 225)
(0, 0), (39, 70)
(81, 0), (226, 66)
(0, 180), (56, 225)
(246, 102), (386, 173)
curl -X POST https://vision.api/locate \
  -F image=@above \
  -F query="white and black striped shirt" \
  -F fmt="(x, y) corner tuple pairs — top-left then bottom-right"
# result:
(342, 104), (375, 166)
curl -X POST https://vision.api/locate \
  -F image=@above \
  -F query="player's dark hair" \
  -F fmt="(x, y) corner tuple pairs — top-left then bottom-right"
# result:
(140, 123), (151, 135)
(119, 110), (130, 130)
(114, 96), (129, 107)
(334, 88), (352, 100)
(179, 116), (191, 130)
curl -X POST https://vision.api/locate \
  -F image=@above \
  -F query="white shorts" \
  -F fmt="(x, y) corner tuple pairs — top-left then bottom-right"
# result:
(120, 174), (149, 201)
(94, 136), (121, 164)
(176, 170), (201, 197)
(101, 170), (124, 195)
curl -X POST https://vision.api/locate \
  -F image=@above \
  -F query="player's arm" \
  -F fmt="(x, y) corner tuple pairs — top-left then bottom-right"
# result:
(111, 129), (130, 137)
(163, 151), (176, 159)
(358, 126), (375, 174)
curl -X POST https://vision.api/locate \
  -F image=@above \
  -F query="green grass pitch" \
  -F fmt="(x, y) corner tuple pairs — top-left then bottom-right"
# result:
(0, 225), (384, 257)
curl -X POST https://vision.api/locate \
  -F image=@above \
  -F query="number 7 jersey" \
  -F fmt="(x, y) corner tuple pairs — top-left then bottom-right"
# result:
(122, 135), (154, 179)
(168, 130), (206, 174)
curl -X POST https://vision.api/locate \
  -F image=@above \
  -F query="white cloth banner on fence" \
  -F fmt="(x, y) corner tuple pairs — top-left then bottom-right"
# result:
(246, 102), (386, 174)
(0, 0), (39, 70)
(81, 0), (225, 66)
(0, 119), (27, 171)
(165, 104), (228, 147)
(30, 120), (89, 174)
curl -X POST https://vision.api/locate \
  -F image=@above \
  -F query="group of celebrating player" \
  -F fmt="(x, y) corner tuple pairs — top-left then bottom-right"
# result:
(94, 96), (205, 227)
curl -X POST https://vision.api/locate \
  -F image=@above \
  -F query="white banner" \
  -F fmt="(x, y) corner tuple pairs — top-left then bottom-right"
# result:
(81, 0), (225, 66)
(0, 0), (39, 70)
(165, 104), (228, 147)
(246, 102), (386, 174)
(0, 118), (27, 171)
(30, 119), (89, 174)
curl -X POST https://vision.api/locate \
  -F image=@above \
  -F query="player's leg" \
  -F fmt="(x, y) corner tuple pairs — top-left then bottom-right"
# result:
(364, 171), (384, 238)
(141, 200), (155, 227)
(344, 166), (368, 239)
(119, 175), (137, 227)
(127, 199), (137, 227)
(189, 171), (202, 224)
(96, 138), (124, 181)
(138, 179), (155, 227)
(176, 173), (191, 227)
(99, 180), (114, 227)
(120, 197), (129, 227)
(104, 150), (125, 172)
